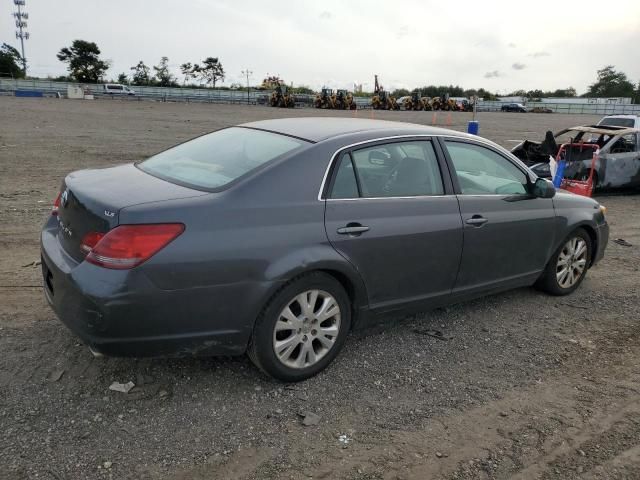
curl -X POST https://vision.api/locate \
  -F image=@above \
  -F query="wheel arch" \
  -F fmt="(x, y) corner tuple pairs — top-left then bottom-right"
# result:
(553, 222), (598, 268)
(257, 248), (369, 330)
(578, 223), (598, 267)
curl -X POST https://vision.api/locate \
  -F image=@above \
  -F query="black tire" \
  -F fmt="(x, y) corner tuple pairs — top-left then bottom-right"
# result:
(535, 228), (592, 296)
(248, 272), (351, 382)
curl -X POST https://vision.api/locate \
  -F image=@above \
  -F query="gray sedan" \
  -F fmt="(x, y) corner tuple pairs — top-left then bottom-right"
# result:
(41, 118), (609, 381)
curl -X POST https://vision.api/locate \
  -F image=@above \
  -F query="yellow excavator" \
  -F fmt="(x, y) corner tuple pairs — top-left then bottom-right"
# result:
(431, 94), (456, 111)
(403, 90), (432, 111)
(315, 88), (357, 109)
(336, 89), (357, 110)
(270, 84), (295, 108)
(371, 75), (399, 110)
(314, 88), (336, 109)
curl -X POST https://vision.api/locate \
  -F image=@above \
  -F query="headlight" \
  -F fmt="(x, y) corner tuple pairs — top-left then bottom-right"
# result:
(599, 204), (606, 216)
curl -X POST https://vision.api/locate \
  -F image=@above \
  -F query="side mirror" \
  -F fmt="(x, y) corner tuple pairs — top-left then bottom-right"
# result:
(532, 177), (555, 198)
(368, 150), (391, 166)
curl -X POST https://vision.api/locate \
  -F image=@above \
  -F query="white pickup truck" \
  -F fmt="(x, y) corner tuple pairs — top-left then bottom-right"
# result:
(597, 115), (640, 129)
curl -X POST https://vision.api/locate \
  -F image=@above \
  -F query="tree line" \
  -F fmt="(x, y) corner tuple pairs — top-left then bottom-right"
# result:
(2, 39), (639, 102)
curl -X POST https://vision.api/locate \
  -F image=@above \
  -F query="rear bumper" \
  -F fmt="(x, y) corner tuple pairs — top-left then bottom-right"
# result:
(40, 222), (275, 358)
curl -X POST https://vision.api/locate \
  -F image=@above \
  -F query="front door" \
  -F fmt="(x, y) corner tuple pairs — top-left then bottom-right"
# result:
(441, 139), (557, 294)
(323, 139), (463, 312)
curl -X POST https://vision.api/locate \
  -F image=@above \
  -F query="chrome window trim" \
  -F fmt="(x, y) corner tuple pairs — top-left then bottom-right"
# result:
(317, 133), (512, 201)
(327, 195), (451, 202)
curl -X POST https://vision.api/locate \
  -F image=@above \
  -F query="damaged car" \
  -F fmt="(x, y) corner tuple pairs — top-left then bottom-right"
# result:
(511, 125), (640, 192)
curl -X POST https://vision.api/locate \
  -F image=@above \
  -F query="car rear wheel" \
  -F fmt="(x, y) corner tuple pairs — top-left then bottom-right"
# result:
(535, 228), (592, 295)
(248, 272), (351, 381)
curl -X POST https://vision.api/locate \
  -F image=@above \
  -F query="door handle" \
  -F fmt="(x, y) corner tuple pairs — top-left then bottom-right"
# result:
(465, 215), (488, 226)
(337, 223), (370, 235)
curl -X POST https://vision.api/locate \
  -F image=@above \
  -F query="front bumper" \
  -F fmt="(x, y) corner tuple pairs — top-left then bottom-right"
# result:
(40, 222), (263, 358)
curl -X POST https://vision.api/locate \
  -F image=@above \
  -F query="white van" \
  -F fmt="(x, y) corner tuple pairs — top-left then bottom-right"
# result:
(102, 84), (136, 96)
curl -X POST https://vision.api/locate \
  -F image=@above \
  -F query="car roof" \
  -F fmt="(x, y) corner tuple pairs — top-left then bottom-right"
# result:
(558, 125), (640, 136)
(240, 117), (474, 143)
(599, 114), (638, 119)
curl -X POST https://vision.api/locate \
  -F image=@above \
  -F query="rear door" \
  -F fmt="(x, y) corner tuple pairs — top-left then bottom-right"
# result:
(441, 138), (557, 294)
(323, 138), (463, 313)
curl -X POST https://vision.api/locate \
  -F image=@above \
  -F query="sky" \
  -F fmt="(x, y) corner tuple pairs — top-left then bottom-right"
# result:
(4, 0), (640, 94)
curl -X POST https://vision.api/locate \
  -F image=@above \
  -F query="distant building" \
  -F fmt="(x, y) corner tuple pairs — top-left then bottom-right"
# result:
(539, 97), (632, 105)
(496, 96), (527, 103)
(497, 96), (633, 105)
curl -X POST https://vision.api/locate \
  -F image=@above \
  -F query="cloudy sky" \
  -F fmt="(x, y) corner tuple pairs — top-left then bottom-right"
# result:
(5, 0), (640, 94)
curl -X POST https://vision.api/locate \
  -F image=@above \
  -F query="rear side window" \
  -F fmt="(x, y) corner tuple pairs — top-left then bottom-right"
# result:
(329, 156), (359, 199)
(139, 127), (308, 190)
(328, 140), (444, 198)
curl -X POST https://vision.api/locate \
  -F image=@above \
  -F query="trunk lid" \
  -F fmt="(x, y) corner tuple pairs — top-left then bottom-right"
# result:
(56, 163), (206, 262)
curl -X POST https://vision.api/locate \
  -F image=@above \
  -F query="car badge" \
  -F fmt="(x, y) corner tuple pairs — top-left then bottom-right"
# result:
(61, 189), (69, 207)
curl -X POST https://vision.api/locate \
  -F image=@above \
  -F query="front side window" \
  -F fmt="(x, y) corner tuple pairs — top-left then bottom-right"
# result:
(139, 127), (308, 190)
(445, 141), (528, 195)
(347, 141), (444, 197)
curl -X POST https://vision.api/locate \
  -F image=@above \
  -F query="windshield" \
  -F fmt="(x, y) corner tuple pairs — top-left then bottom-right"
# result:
(138, 127), (308, 190)
(599, 117), (635, 128)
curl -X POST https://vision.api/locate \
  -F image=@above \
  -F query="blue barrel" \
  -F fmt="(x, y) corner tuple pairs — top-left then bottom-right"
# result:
(553, 160), (566, 188)
(467, 121), (479, 135)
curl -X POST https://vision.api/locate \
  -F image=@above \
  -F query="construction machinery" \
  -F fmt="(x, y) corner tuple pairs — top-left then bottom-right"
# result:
(336, 89), (357, 110)
(371, 75), (399, 110)
(315, 88), (357, 110)
(402, 90), (432, 111)
(314, 88), (336, 109)
(270, 84), (295, 108)
(431, 94), (457, 111)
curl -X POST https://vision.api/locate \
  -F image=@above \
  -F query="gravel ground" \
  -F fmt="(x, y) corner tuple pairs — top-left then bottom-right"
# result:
(1, 98), (639, 480)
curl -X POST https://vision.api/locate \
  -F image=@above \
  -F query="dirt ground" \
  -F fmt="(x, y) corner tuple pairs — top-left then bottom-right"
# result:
(1, 98), (639, 480)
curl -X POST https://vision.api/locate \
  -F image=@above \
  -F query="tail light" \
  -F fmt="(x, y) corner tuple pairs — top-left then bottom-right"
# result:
(52, 192), (62, 216)
(80, 231), (105, 254)
(82, 224), (184, 270)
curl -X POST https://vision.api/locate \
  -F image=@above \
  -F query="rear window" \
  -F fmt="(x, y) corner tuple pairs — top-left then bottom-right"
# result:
(138, 127), (308, 190)
(599, 117), (635, 128)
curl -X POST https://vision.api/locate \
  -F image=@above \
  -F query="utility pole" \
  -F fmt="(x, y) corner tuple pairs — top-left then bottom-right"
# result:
(13, 0), (29, 75)
(241, 68), (253, 105)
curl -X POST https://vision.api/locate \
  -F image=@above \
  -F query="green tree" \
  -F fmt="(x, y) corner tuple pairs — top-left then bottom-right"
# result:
(586, 66), (635, 98)
(56, 40), (109, 83)
(527, 89), (544, 100)
(391, 88), (411, 98)
(130, 61), (151, 85)
(290, 85), (314, 94)
(552, 87), (576, 97)
(180, 62), (193, 85)
(0, 43), (25, 78)
(196, 57), (225, 88)
(117, 73), (128, 84)
(153, 56), (175, 87)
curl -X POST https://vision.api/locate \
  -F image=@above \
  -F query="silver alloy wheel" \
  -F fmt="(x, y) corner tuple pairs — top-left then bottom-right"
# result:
(272, 289), (341, 369)
(556, 237), (588, 289)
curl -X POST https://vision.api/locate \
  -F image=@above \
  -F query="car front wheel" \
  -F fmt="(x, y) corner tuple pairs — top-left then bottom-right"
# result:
(248, 272), (351, 381)
(535, 228), (592, 295)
